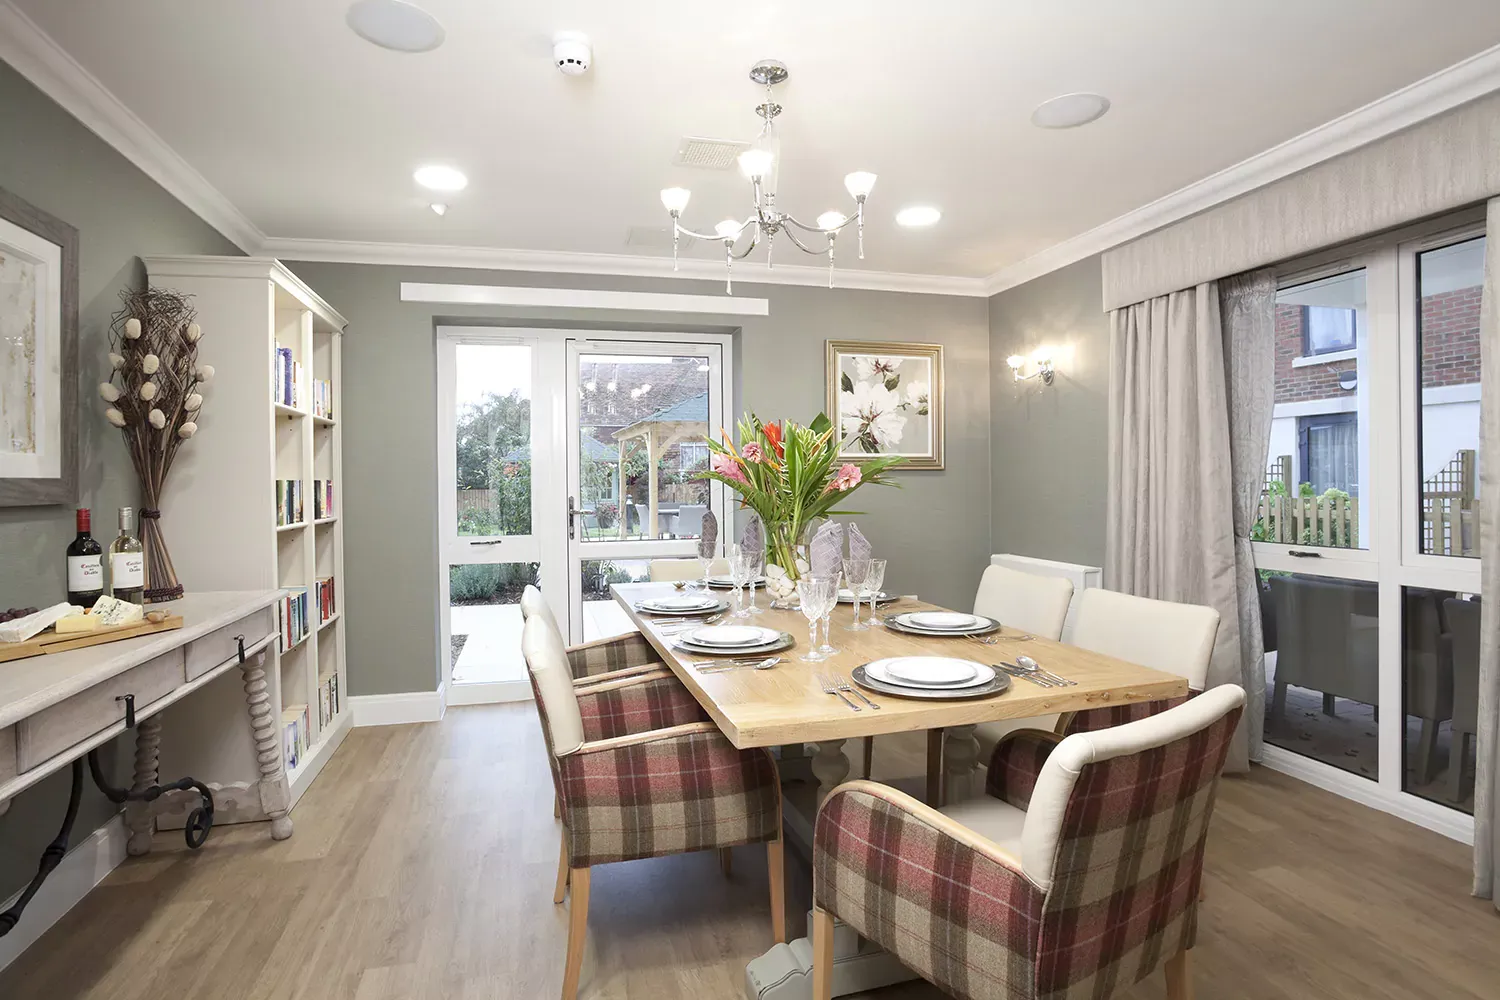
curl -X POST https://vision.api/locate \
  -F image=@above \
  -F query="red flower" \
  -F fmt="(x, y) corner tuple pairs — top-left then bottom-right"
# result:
(763, 421), (784, 459)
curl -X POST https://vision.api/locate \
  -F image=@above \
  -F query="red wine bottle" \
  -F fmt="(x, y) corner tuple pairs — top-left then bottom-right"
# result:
(66, 507), (104, 608)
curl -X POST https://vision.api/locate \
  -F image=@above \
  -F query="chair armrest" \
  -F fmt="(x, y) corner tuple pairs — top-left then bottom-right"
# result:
(565, 631), (660, 679)
(813, 780), (1043, 998)
(572, 662), (665, 688)
(574, 673), (709, 743)
(574, 668), (673, 693)
(984, 728), (1065, 811)
(557, 725), (780, 867)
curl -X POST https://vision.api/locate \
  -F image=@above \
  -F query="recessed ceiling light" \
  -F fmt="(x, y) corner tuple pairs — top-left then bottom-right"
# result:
(346, 0), (445, 53)
(414, 165), (467, 192)
(429, 203), (448, 216)
(896, 206), (941, 227)
(1031, 93), (1111, 129)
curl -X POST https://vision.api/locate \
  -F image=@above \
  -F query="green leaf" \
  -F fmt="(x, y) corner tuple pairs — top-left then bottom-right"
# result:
(840, 372), (854, 393)
(884, 374), (900, 391)
(809, 412), (831, 435)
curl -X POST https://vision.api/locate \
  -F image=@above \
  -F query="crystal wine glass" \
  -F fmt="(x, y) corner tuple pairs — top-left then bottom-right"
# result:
(814, 574), (841, 656)
(728, 544), (751, 618)
(744, 545), (765, 615)
(856, 559), (887, 632)
(696, 552), (716, 592)
(842, 558), (871, 631)
(796, 577), (830, 662)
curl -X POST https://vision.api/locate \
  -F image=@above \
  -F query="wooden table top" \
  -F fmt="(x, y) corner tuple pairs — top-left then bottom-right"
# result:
(610, 583), (1188, 749)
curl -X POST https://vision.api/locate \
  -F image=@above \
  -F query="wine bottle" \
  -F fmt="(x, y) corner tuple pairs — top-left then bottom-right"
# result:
(109, 506), (145, 604)
(66, 508), (104, 608)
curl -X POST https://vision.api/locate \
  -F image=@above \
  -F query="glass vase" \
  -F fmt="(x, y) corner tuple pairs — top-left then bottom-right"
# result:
(762, 519), (816, 609)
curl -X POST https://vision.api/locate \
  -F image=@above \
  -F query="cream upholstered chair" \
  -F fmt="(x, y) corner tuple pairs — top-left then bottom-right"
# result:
(648, 557), (728, 582)
(812, 684), (1246, 1000)
(523, 616), (786, 1000)
(520, 584), (663, 680)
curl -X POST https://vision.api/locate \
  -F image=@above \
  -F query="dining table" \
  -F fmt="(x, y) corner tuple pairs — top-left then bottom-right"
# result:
(610, 581), (1190, 999)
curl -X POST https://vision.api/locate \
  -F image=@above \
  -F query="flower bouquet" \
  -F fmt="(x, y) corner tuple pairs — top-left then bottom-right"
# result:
(700, 413), (902, 602)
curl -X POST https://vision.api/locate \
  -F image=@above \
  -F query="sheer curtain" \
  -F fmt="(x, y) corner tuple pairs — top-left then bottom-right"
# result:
(1475, 195), (1499, 907)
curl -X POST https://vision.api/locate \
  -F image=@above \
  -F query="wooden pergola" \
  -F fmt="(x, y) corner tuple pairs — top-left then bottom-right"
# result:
(610, 392), (708, 539)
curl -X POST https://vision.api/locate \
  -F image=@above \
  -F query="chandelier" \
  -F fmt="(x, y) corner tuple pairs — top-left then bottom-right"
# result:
(660, 59), (877, 293)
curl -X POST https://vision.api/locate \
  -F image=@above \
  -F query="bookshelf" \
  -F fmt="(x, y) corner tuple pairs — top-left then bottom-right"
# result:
(144, 256), (349, 812)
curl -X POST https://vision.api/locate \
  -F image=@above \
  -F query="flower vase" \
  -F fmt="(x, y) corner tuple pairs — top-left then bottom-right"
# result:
(763, 519), (815, 608)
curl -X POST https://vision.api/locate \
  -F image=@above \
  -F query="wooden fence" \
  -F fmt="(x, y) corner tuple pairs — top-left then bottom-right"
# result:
(1254, 489), (1360, 547)
(1422, 449), (1480, 557)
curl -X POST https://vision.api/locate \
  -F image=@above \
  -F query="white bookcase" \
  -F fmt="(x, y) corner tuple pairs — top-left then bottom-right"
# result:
(144, 256), (350, 808)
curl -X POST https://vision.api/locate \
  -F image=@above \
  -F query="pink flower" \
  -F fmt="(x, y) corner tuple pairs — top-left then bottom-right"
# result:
(828, 463), (862, 492)
(741, 442), (765, 463)
(711, 451), (750, 486)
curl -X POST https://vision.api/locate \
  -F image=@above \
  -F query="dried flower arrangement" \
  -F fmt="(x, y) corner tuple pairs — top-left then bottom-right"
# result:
(100, 288), (211, 602)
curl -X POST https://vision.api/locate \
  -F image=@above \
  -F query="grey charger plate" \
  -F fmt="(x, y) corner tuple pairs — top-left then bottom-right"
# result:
(852, 665), (1011, 700)
(674, 631), (794, 656)
(882, 613), (1000, 638)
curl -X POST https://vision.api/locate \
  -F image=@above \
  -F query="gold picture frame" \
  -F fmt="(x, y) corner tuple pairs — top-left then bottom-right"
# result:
(825, 339), (944, 470)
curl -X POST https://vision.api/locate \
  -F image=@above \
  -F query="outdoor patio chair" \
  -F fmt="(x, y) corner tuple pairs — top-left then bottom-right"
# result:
(649, 557), (728, 582)
(673, 503), (709, 538)
(811, 685), (1246, 1000)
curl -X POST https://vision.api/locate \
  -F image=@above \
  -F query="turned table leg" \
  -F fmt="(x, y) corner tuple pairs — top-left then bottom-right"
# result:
(241, 649), (293, 840)
(943, 725), (980, 804)
(811, 740), (851, 805)
(124, 716), (162, 856)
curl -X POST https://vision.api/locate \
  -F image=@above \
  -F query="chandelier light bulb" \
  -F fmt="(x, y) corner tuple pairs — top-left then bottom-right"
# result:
(715, 219), (743, 240)
(660, 187), (691, 214)
(738, 148), (774, 181)
(817, 211), (846, 231)
(844, 171), (877, 200)
(429, 202), (448, 216)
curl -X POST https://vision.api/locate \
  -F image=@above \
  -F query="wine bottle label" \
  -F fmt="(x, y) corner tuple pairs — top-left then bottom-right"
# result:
(112, 552), (144, 588)
(67, 554), (103, 591)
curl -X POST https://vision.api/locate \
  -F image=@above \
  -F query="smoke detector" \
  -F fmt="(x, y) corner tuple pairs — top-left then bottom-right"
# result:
(553, 32), (591, 75)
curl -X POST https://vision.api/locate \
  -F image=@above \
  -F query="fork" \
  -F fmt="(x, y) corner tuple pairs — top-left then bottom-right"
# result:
(833, 674), (879, 710)
(817, 674), (862, 711)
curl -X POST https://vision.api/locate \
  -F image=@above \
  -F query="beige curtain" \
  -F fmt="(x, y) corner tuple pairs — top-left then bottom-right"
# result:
(1475, 196), (1499, 906)
(1106, 283), (1248, 770)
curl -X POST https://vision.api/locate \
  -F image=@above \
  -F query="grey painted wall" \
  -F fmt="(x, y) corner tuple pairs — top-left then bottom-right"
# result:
(0, 61), (240, 899)
(988, 255), (1111, 568)
(285, 261), (991, 697)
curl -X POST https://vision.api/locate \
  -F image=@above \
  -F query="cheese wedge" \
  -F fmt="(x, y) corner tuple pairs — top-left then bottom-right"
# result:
(55, 613), (102, 633)
(86, 594), (144, 627)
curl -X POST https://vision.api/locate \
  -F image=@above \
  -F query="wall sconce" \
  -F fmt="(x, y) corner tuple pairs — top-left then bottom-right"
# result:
(1007, 350), (1055, 386)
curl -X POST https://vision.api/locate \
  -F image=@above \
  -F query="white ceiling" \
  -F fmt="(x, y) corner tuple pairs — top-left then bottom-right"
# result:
(12, 0), (1500, 284)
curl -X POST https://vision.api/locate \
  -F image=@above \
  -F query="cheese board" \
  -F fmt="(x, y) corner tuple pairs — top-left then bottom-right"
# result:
(0, 612), (183, 663)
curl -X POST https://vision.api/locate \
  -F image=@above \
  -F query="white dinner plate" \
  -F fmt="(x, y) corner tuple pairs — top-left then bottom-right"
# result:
(866, 657), (995, 689)
(837, 589), (891, 603)
(683, 624), (780, 647)
(638, 594), (720, 612)
(903, 611), (981, 630)
(705, 575), (768, 588)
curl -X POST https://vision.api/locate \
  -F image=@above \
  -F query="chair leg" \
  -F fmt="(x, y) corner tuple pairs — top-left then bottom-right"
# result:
(719, 847), (733, 878)
(1322, 692), (1337, 717)
(862, 737), (874, 778)
(562, 867), (590, 1000)
(1165, 948), (1192, 1000)
(1416, 719), (1439, 785)
(767, 839), (786, 944)
(811, 904), (836, 1000)
(553, 832), (571, 904)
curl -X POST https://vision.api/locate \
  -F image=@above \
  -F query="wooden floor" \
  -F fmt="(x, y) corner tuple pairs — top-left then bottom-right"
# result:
(3, 703), (1496, 1000)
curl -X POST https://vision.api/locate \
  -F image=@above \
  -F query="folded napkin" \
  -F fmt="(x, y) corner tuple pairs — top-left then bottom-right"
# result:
(847, 522), (872, 564)
(810, 521), (844, 579)
(740, 513), (764, 560)
(698, 511), (718, 559)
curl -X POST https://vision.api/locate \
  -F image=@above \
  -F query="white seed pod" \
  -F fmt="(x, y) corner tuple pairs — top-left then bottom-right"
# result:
(186, 322), (202, 342)
(104, 407), (126, 427)
(108, 352), (124, 369)
(98, 382), (119, 402)
(142, 353), (160, 374)
(139, 381), (157, 401)
(177, 421), (198, 439)
(124, 317), (142, 339)
(184, 392), (203, 411)
(148, 408), (166, 429)
(196, 364), (215, 382)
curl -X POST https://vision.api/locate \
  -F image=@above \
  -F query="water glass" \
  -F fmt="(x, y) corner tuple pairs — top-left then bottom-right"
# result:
(796, 578), (830, 662)
(842, 558), (871, 631)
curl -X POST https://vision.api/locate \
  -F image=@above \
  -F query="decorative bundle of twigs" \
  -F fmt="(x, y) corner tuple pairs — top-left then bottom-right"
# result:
(99, 288), (211, 602)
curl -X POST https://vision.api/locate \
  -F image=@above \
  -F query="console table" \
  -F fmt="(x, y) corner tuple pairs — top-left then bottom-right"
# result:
(0, 591), (290, 853)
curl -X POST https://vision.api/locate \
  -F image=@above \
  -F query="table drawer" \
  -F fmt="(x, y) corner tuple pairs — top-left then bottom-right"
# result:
(185, 605), (276, 681)
(0, 725), (16, 785)
(16, 649), (185, 771)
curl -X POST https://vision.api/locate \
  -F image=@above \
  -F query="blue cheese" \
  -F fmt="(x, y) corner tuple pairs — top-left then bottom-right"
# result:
(87, 595), (144, 627)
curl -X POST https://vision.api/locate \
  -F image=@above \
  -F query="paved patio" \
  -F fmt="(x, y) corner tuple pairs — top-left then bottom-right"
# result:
(450, 600), (638, 685)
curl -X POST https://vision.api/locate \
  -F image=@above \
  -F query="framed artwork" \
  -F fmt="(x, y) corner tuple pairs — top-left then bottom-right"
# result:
(825, 339), (944, 470)
(0, 186), (78, 506)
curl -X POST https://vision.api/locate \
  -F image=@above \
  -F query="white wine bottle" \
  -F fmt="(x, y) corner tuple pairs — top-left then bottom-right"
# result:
(109, 506), (145, 604)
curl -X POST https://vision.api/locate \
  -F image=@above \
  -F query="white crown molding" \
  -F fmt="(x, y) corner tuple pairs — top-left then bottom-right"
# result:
(0, 2), (263, 252)
(982, 41), (1500, 296)
(143, 254), (349, 328)
(263, 237), (991, 297)
(401, 281), (771, 316)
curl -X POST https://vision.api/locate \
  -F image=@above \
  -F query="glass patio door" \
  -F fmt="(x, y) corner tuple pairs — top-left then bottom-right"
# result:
(564, 337), (730, 642)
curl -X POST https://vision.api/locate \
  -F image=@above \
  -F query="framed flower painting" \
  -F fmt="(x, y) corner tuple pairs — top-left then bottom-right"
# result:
(825, 339), (943, 470)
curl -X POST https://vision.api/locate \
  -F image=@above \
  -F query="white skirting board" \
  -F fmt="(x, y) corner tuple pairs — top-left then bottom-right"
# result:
(0, 813), (128, 973)
(350, 684), (447, 728)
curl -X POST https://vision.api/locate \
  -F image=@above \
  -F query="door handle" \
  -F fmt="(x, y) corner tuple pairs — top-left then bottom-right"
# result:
(469, 539), (504, 546)
(567, 495), (581, 541)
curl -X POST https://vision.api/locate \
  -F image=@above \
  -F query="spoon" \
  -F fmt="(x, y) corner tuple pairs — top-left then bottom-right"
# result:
(1013, 654), (1075, 686)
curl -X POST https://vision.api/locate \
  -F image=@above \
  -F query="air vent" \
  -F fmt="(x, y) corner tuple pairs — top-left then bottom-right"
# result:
(674, 136), (749, 170)
(625, 225), (694, 249)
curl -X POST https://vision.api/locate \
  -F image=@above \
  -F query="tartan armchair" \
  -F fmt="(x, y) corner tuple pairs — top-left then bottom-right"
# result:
(812, 685), (1245, 1000)
(522, 616), (785, 1000)
(521, 584), (662, 679)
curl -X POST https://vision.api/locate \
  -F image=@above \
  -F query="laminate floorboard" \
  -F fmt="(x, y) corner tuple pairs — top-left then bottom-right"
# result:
(2, 704), (1495, 999)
